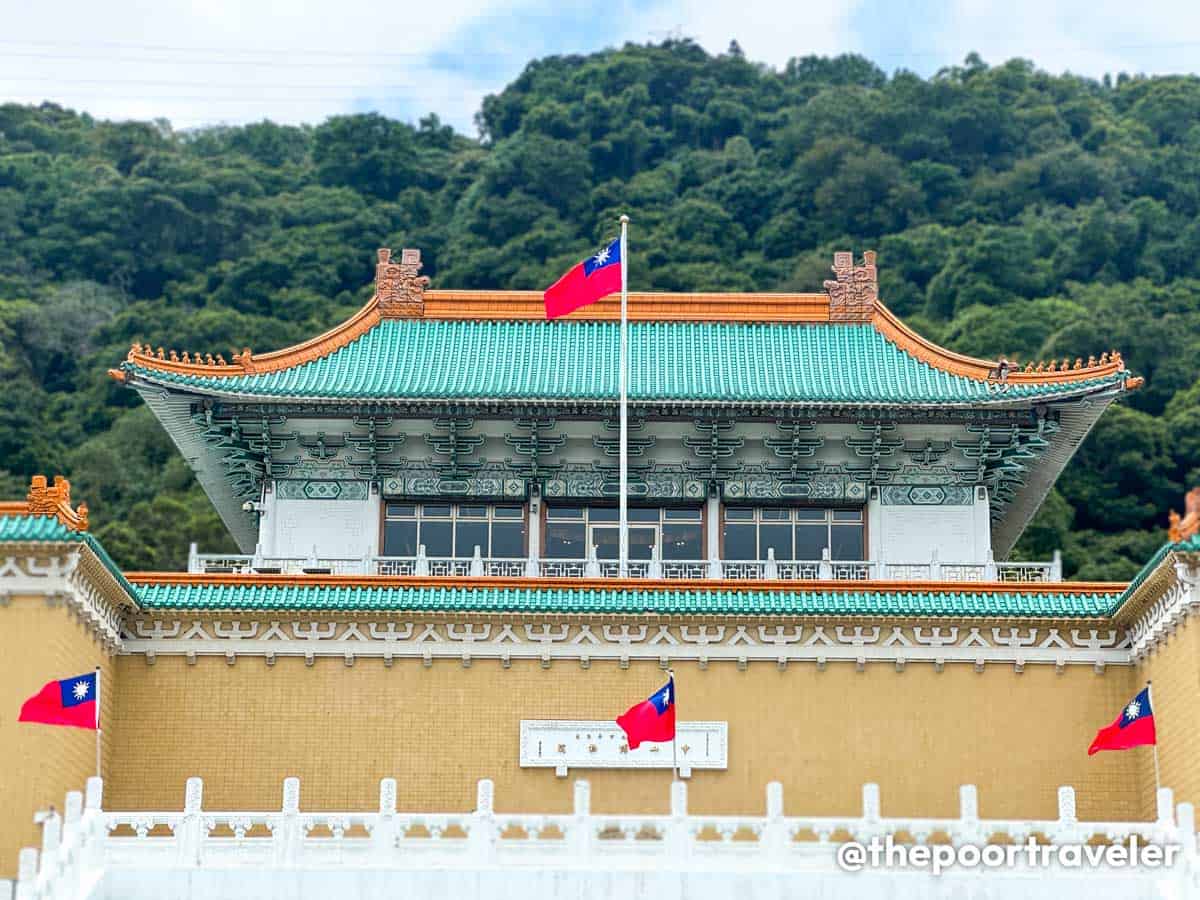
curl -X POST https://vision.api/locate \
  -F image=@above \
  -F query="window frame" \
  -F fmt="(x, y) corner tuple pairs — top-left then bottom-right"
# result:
(720, 505), (866, 562)
(381, 502), (527, 558)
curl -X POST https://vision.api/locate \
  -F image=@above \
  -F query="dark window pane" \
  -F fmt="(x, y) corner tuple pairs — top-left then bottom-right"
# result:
(833, 508), (862, 522)
(455, 521), (489, 557)
(724, 507), (754, 521)
(761, 508), (790, 521)
(831, 524), (864, 560)
(419, 520), (453, 557)
(546, 522), (586, 558)
(795, 508), (825, 521)
(663, 523), (702, 560)
(493, 506), (524, 519)
(723, 524), (757, 559)
(548, 506), (584, 519)
(491, 522), (526, 557)
(664, 507), (702, 521)
(591, 526), (620, 560)
(629, 507), (660, 522)
(588, 506), (618, 522)
(760, 524), (793, 560)
(795, 524), (829, 560)
(382, 520), (417, 556)
(458, 505), (487, 518)
(629, 527), (656, 560)
(422, 504), (452, 518)
(386, 503), (416, 518)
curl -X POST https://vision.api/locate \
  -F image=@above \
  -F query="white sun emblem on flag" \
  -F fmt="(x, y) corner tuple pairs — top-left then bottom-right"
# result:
(592, 246), (610, 266)
(1125, 699), (1140, 720)
(73, 680), (90, 700)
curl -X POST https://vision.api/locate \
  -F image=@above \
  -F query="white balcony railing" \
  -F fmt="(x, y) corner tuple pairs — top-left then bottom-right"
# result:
(12, 775), (1198, 900)
(188, 546), (1063, 583)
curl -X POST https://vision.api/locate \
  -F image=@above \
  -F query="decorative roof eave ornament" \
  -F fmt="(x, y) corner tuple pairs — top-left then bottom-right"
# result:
(0, 474), (90, 531)
(375, 247), (428, 318)
(824, 250), (878, 322)
(1168, 487), (1200, 543)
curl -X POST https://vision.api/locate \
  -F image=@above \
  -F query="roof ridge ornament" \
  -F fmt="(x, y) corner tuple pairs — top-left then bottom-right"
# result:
(824, 251), (877, 322)
(376, 248), (428, 318)
(25, 474), (89, 531)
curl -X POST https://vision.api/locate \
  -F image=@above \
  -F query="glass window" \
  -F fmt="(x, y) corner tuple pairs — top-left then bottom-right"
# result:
(662, 522), (702, 560)
(721, 506), (866, 561)
(546, 521), (586, 558)
(543, 505), (704, 560)
(383, 503), (528, 558)
(419, 519), (453, 557)
(382, 519), (417, 556)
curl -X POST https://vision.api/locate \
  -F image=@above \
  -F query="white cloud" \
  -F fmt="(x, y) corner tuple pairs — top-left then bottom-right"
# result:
(0, 0), (1197, 134)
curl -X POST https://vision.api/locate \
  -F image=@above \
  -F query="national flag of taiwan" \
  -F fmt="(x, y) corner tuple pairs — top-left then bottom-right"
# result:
(616, 676), (675, 750)
(18, 672), (98, 730)
(1088, 687), (1155, 755)
(543, 238), (622, 319)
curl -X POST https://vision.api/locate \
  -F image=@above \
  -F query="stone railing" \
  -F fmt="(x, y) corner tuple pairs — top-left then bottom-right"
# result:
(189, 545), (1063, 583)
(7, 776), (1197, 900)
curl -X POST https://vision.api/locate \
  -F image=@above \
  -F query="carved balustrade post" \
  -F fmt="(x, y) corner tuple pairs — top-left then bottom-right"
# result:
(668, 780), (689, 860)
(763, 781), (788, 862)
(571, 780), (592, 860)
(273, 778), (302, 866)
(177, 777), (204, 866)
(470, 779), (496, 865)
(371, 779), (398, 863)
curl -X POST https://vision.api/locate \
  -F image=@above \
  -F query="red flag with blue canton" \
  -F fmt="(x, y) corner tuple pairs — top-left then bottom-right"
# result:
(1088, 687), (1155, 755)
(616, 676), (675, 750)
(18, 671), (98, 730)
(543, 238), (622, 319)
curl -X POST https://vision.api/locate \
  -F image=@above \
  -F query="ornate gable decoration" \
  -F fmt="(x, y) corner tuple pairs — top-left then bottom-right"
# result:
(824, 250), (877, 322)
(376, 248), (428, 318)
(26, 474), (88, 531)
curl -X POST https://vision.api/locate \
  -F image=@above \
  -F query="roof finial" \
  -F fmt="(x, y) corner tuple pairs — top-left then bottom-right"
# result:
(376, 247), (428, 318)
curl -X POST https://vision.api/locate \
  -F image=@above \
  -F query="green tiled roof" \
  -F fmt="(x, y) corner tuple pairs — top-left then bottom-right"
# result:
(125, 320), (1120, 404)
(0, 514), (138, 600)
(0, 514), (77, 542)
(134, 581), (1118, 617)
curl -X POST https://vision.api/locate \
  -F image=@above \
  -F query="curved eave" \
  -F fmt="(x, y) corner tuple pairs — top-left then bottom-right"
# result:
(115, 292), (1133, 397)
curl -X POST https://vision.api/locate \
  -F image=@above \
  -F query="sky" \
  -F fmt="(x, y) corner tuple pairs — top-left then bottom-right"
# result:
(0, 0), (1198, 134)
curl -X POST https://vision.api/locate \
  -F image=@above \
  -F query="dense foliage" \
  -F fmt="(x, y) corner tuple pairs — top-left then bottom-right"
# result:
(1, 42), (1197, 578)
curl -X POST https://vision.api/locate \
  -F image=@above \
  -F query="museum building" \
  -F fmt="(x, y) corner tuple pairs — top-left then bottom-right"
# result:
(2, 250), (1199, 898)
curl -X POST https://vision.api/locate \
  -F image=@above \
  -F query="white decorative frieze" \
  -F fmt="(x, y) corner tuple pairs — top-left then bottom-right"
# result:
(119, 617), (1135, 670)
(519, 720), (727, 778)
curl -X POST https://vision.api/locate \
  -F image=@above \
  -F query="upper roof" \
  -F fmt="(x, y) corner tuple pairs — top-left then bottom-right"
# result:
(113, 249), (1136, 408)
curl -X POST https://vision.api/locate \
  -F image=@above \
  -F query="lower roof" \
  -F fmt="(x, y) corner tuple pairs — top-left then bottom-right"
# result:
(129, 575), (1124, 618)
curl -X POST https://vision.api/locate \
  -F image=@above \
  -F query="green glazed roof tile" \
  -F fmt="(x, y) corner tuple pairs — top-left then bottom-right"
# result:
(133, 581), (1118, 618)
(125, 320), (1121, 405)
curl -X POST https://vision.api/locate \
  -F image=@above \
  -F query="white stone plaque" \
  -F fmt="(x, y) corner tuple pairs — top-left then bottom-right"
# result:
(519, 720), (727, 778)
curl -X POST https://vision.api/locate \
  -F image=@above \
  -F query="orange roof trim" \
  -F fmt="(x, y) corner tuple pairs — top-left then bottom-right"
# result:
(115, 248), (1134, 390)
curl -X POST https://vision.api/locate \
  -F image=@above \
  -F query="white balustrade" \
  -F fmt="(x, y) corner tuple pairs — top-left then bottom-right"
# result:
(16, 776), (1199, 900)
(191, 553), (1063, 582)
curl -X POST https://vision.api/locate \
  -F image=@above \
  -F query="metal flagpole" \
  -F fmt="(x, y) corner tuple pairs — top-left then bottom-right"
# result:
(618, 214), (629, 578)
(94, 665), (102, 778)
(669, 668), (677, 782)
(1147, 680), (1160, 797)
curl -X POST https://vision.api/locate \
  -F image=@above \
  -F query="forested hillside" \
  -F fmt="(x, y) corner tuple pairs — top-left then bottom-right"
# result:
(1, 41), (1197, 578)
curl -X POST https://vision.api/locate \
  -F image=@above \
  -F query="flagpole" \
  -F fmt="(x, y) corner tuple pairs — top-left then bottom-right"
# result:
(1147, 680), (1160, 798)
(669, 668), (677, 782)
(618, 214), (629, 578)
(94, 665), (102, 779)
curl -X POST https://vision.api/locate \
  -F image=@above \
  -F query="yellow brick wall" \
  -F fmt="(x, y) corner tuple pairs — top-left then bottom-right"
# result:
(108, 654), (1142, 823)
(0, 596), (115, 878)
(1139, 616), (1200, 817)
